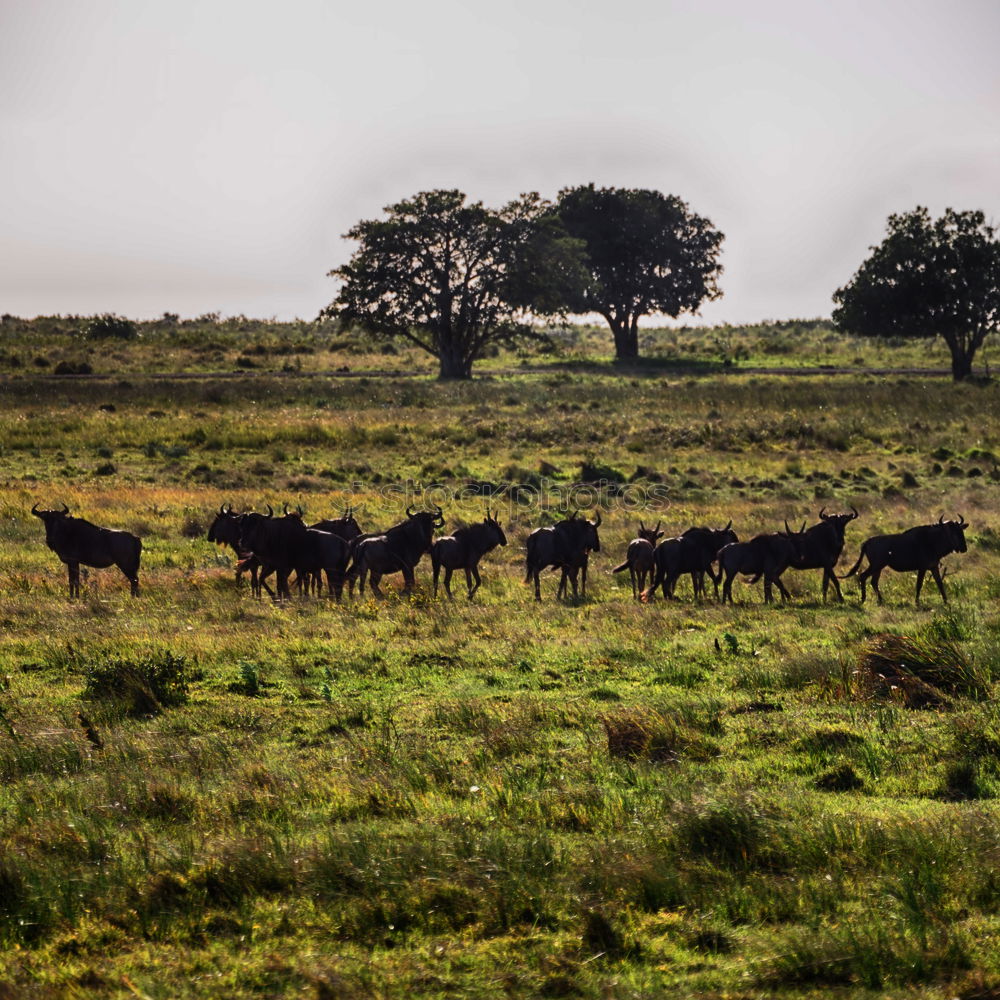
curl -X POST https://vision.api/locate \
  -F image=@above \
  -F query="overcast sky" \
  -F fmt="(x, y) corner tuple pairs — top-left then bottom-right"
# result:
(2, 0), (998, 325)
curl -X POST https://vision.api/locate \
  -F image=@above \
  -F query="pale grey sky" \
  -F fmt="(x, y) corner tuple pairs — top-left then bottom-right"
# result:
(2, 0), (998, 324)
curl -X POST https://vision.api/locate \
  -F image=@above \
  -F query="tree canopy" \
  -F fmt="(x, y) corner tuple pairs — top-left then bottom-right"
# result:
(323, 189), (584, 379)
(552, 185), (724, 361)
(833, 207), (1000, 380)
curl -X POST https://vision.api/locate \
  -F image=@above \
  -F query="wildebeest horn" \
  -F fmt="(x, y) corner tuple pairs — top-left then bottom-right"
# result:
(800, 521), (806, 534)
(265, 504), (274, 518)
(31, 502), (40, 515)
(819, 506), (828, 520)
(958, 513), (967, 526)
(850, 505), (859, 520)
(61, 503), (69, 514)
(593, 509), (602, 527)
(654, 520), (661, 532)
(219, 503), (227, 515)
(297, 505), (303, 515)
(283, 503), (291, 515)
(724, 520), (732, 531)
(785, 519), (792, 536)
(639, 519), (646, 531)
(939, 514), (945, 523)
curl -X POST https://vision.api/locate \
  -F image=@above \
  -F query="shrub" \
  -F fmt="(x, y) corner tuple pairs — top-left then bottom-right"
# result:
(83, 651), (190, 715)
(84, 314), (137, 340)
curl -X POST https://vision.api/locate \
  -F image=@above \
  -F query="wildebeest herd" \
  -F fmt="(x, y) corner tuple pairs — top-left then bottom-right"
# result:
(29, 501), (972, 607)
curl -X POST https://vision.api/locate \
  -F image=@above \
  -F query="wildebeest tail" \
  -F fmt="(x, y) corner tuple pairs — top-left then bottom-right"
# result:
(844, 544), (867, 577)
(611, 559), (630, 573)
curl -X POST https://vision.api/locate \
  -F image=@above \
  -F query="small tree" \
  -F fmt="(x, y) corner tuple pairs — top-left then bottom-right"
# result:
(323, 189), (582, 379)
(552, 185), (724, 361)
(833, 207), (1000, 381)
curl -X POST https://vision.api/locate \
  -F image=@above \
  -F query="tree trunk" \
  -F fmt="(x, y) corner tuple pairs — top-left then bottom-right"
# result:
(437, 350), (472, 380)
(945, 337), (974, 381)
(611, 319), (639, 361)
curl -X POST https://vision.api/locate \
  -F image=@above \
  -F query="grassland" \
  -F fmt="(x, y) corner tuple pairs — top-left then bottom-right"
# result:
(1, 319), (1000, 998)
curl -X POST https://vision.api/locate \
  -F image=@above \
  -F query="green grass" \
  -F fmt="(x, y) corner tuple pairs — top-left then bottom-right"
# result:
(1, 350), (1000, 997)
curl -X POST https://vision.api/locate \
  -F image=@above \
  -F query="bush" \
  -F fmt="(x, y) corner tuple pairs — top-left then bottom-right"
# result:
(83, 651), (190, 716)
(84, 314), (137, 340)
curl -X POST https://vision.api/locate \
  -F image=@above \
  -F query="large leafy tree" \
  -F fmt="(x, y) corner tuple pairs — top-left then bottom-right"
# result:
(552, 185), (724, 361)
(323, 189), (583, 379)
(833, 207), (1000, 381)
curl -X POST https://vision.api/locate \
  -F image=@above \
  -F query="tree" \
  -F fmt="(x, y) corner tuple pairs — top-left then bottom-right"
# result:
(833, 207), (1000, 381)
(323, 189), (584, 379)
(552, 185), (724, 361)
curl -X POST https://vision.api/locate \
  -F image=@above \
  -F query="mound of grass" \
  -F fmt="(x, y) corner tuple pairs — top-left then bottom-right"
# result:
(856, 632), (987, 708)
(83, 650), (190, 716)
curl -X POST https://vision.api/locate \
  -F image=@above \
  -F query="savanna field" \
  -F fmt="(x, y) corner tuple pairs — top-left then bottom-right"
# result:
(3, 318), (1000, 998)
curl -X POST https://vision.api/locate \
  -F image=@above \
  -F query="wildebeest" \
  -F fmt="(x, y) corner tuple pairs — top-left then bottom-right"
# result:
(296, 507), (363, 596)
(348, 505), (445, 598)
(784, 506), (859, 601)
(844, 514), (968, 605)
(32, 503), (142, 597)
(641, 523), (738, 602)
(612, 520), (663, 598)
(206, 503), (262, 594)
(238, 505), (354, 601)
(431, 509), (508, 600)
(524, 509), (602, 601)
(718, 529), (804, 604)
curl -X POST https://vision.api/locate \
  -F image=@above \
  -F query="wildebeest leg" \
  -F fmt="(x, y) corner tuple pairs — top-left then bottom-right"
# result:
(468, 565), (481, 600)
(915, 568), (926, 606)
(930, 564), (948, 603)
(824, 566), (844, 602)
(868, 568), (884, 605)
(629, 567), (637, 598)
(773, 572), (791, 603)
(722, 569), (735, 605)
(67, 561), (79, 598)
(369, 572), (384, 599)
(443, 566), (455, 600)
(710, 565), (723, 601)
(533, 570), (541, 601)
(580, 561), (588, 597)
(401, 566), (416, 595)
(762, 575), (773, 604)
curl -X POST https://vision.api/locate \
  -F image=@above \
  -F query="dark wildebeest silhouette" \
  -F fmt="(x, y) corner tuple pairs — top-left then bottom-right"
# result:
(237, 506), (310, 601)
(32, 503), (142, 597)
(844, 514), (968, 605)
(206, 503), (263, 594)
(348, 505), (445, 598)
(642, 523), (738, 602)
(295, 507), (363, 596)
(784, 506), (859, 601)
(718, 529), (804, 604)
(431, 509), (507, 600)
(239, 505), (354, 601)
(524, 510), (602, 601)
(612, 520), (663, 598)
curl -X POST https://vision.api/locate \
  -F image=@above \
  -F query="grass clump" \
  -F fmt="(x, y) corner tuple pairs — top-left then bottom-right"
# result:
(83, 649), (190, 715)
(856, 631), (987, 707)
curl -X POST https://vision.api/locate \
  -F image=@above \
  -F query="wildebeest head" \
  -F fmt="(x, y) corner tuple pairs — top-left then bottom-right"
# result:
(637, 520), (663, 544)
(940, 513), (968, 553)
(817, 505), (859, 540)
(483, 508), (507, 548)
(207, 503), (243, 548)
(563, 508), (601, 553)
(31, 502), (70, 545)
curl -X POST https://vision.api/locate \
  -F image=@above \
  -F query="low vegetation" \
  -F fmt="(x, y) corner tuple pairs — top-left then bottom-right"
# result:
(1, 323), (999, 997)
